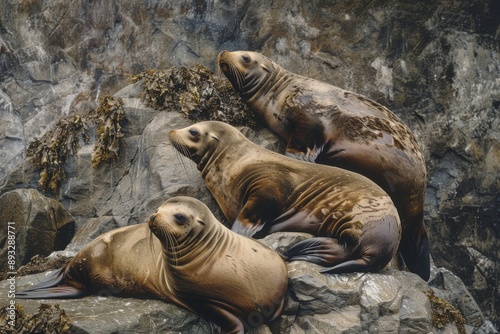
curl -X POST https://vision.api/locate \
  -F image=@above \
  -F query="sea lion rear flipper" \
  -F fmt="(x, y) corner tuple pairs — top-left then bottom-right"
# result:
(284, 237), (349, 266)
(17, 268), (65, 292)
(16, 267), (86, 299)
(16, 286), (86, 299)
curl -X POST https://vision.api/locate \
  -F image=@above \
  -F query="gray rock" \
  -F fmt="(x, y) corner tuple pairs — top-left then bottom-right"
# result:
(0, 189), (75, 272)
(0, 257), (489, 334)
(0, 91), (24, 181)
(0, 0), (499, 328)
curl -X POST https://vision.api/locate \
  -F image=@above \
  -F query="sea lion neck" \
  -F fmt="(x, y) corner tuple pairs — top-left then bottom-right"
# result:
(246, 64), (294, 108)
(162, 220), (227, 270)
(241, 61), (278, 100)
(199, 132), (249, 179)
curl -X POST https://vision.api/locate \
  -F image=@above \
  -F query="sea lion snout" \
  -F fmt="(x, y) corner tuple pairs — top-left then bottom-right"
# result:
(218, 51), (230, 72)
(218, 50), (227, 58)
(148, 214), (159, 234)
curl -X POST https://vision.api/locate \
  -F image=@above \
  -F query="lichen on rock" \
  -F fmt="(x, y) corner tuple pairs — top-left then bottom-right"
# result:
(129, 65), (257, 127)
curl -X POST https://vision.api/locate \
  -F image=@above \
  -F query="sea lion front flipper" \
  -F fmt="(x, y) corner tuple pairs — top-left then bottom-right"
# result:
(190, 302), (244, 334)
(231, 217), (265, 238)
(231, 190), (285, 238)
(284, 237), (349, 266)
(399, 226), (430, 281)
(284, 111), (325, 162)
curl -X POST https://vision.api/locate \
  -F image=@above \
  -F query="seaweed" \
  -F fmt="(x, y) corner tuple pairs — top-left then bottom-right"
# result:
(90, 96), (127, 168)
(28, 64), (254, 195)
(426, 290), (466, 334)
(27, 95), (128, 195)
(0, 303), (71, 333)
(27, 115), (90, 195)
(129, 65), (256, 127)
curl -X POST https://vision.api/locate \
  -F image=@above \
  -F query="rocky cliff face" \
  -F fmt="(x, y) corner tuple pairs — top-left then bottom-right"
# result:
(1, 0), (499, 330)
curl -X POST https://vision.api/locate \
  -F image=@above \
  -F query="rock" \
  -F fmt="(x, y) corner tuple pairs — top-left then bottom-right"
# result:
(0, 91), (24, 181)
(0, 189), (75, 272)
(0, 254), (491, 334)
(429, 266), (484, 327)
(0, 0), (499, 328)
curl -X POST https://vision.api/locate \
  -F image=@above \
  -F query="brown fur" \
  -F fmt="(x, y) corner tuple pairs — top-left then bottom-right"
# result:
(218, 50), (430, 281)
(18, 196), (288, 334)
(170, 121), (401, 275)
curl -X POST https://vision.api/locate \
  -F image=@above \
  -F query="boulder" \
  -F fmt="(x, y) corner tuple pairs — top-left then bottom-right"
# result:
(0, 189), (75, 272)
(0, 0), (499, 327)
(0, 250), (493, 333)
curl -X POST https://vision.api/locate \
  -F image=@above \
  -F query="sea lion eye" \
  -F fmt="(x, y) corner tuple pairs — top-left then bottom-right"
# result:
(242, 55), (250, 63)
(174, 214), (186, 224)
(189, 129), (199, 137)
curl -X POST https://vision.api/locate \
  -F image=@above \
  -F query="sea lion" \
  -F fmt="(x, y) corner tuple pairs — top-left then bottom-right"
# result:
(17, 196), (288, 334)
(217, 50), (430, 281)
(169, 121), (401, 275)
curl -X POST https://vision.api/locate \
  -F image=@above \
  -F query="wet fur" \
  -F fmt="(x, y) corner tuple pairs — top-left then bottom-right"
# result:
(169, 121), (401, 274)
(218, 50), (430, 281)
(17, 197), (288, 334)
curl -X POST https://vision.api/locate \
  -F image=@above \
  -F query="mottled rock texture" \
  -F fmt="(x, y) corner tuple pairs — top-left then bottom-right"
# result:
(0, 189), (75, 273)
(0, 238), (494, 333)
(0, 0), (499, 330)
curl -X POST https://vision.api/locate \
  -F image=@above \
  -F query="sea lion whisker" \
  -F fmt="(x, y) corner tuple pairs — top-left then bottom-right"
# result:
(229, 65), (244, 92)
(235, 68), (246, 93)
(163, 227), (180, 266)
(175, 148), (196, 179)
(171, 135), (197, 178)
(215, 59), (223, 77)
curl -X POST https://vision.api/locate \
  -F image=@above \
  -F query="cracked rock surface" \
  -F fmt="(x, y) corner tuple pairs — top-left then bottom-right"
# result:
(0, 0), (499, 330)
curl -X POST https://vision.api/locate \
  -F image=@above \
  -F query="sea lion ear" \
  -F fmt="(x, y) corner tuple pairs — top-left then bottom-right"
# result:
(211, 134), (220, 141)
(197, 219), (206, 225)
(261, 63), (270, 73)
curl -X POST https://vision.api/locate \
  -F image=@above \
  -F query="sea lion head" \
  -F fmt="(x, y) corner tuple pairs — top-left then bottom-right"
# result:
(148, 196), (210, 247)
(218, 50), (275, 98)
(169, 121), (244, 171)
(168, 121), (221, 170)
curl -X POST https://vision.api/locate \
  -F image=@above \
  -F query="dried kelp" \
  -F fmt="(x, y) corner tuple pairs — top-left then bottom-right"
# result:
(28, 65), (253, 195)
(0, 303), (72, 334)
(91, 96), (127, 168)
(129, 65), (256, 127)
(27, 115), (90, 194)
(27, 96), (127, 195)
(426, 290), (466, 334)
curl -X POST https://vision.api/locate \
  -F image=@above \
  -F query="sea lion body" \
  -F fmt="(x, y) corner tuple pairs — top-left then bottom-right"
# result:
(218, 50), (430, 281)
(170, 121), (401, 274)
(17, 196), (288, 334)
